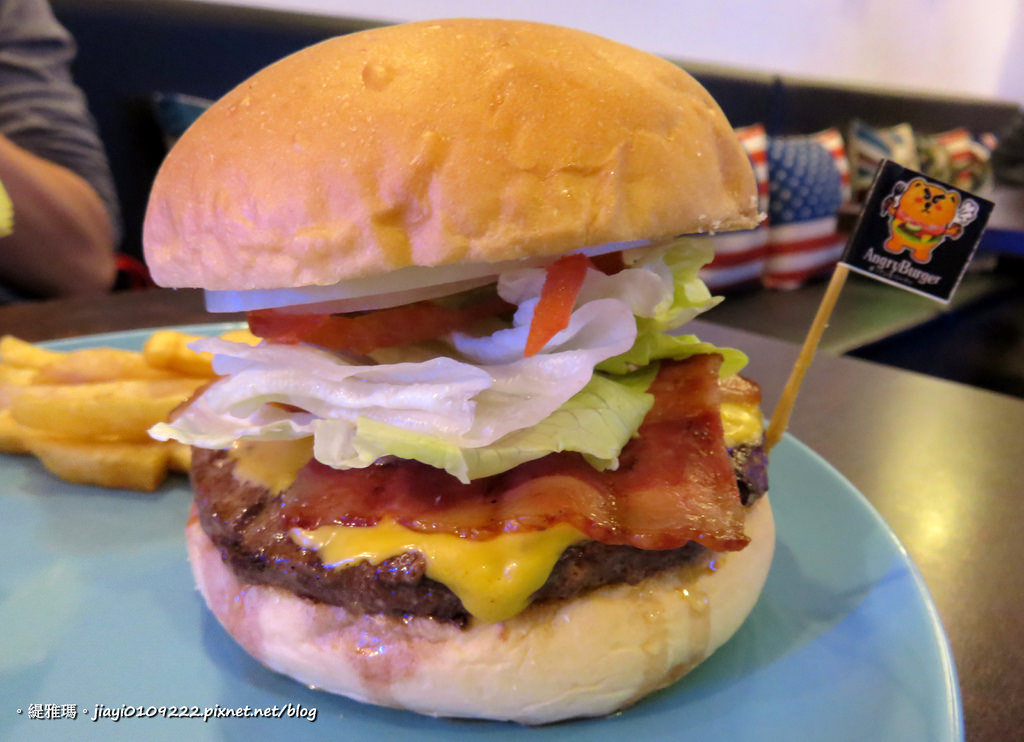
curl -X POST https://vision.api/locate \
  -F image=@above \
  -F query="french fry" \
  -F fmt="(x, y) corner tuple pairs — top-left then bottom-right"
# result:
(142, 330), (218, 378)
(0, 364), (37, 385)
(33, 347), (182, 384)
(0, 364), (37, 406)
(166, 441), (192, 473)
(0, 327), (251, 491)
(25, 436), (177, 492)
(222, 328), (261, 346)
(0, 408), (39, 454)
(0, 335), (63, 368)
(9, 377), (204, 442)
(143, 327), (259, 378)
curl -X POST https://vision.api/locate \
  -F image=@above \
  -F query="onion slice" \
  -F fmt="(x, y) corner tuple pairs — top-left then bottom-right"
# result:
(203, 239), (652, 313)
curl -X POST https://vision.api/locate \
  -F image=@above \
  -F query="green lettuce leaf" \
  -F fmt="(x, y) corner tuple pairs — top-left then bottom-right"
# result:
(334, 366), (658, 483)
(600, 238), (748, 377)
(597, 330), (747, 377)
(627, 237), (720, 330)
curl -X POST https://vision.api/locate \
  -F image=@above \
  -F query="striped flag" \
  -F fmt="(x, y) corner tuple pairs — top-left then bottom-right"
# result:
(917, 127), (994, 192)
(814, 127), (851, 200)
(763, 129), (848, 289)
(848, 120), (920, 198)
(699, 124), (770, 292)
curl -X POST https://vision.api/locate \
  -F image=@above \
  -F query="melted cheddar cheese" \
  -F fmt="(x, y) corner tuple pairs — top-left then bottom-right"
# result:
(293, 519), (585, 623)
(227, 376), (764, 622)
(721, 399), (763, 449)
(230, 438), (314, 495)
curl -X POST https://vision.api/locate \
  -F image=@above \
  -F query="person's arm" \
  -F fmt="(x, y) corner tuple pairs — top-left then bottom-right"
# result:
(0, 0), (121, 300)
(0, 132), (115, 296)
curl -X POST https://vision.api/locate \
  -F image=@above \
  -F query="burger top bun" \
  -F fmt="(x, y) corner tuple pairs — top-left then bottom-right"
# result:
(143, 18), (759, 291)
(186, 497), (774, 724)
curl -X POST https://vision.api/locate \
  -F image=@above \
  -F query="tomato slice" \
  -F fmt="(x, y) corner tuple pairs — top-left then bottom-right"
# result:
(247, 310), (327, 344)
(249, 253), (600, 357)
(248, 295), (513, 355)
(523, 253), (592, 357)
(589, 250), (625, 275)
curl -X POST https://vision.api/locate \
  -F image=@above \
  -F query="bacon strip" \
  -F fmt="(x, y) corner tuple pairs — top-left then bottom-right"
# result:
(720, 371), (762, 409)
(281, 354), (749, 551)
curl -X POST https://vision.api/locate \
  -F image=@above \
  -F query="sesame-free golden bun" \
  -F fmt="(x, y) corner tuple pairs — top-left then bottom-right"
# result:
(186, 497), (774, 724)
(143, 18), (758, 291)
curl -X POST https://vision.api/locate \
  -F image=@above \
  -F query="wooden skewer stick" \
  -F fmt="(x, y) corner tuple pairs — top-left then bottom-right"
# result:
(764, 263), (850, 452)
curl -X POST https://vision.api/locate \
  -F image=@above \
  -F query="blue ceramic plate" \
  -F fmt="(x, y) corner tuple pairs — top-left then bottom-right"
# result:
(0, 326), (962, 742)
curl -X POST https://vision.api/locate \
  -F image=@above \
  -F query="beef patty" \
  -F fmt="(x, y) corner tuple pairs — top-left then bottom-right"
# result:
(192, 443), (767, 624)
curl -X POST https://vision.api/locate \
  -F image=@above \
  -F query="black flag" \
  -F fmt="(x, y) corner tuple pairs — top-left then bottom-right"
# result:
(841, 160), (993, 303)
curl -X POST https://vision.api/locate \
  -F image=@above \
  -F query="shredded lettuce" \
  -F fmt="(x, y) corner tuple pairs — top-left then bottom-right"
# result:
(598, 330), (748, 378)
(151, 238), (746, 479)
(149, 292), (641, 463)
(599, 238), (748, 377)
(623, 237), (721, 330)
(322, 366), (657, 483)
(448, 256), (668, 365)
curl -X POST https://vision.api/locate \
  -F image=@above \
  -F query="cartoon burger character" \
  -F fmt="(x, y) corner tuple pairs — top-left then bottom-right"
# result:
(881, 176), (973, 263)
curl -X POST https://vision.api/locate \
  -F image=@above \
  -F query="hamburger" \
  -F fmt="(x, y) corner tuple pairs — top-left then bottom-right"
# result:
(144, 18), (774, 724)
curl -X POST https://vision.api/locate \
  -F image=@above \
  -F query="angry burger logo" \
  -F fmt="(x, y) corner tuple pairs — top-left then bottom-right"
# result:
(842, 160), (993, 302)
(880, 176), (978, 264)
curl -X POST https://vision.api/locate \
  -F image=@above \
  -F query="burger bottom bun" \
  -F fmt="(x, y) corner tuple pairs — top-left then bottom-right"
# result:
(186, 497), (774, 725)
